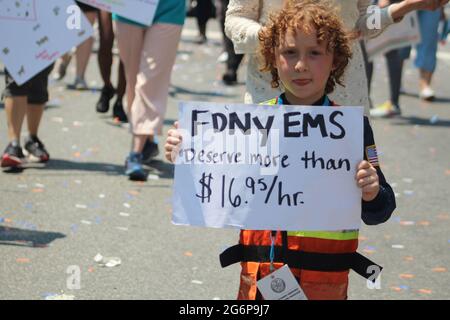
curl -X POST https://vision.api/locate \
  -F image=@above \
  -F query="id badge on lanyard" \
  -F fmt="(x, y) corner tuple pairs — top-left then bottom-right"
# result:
(256, 231), (308, 300)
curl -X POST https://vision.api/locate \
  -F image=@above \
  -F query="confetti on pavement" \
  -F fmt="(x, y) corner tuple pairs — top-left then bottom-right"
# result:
(403, 256), (414, 262)
(392, 245), (405, 249)
(399, 274), (415, 279)
(16, 258), (30, 263)
(94, 254), (121, 268)
(191, 280), (203, 285)
(417, 289), (432, 294)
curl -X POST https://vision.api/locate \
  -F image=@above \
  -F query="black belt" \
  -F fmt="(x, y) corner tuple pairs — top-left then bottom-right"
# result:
(220, 244), (382, 282)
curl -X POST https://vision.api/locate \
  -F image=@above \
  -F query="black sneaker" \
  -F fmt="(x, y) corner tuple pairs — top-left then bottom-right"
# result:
(1, 142), (25, 168)
(222, 70), (237, 85)
(23, 136), (50, 163)
(112, 99), (128, 123)
(142, 139), (159, 164)
(96, 86), (116, 113)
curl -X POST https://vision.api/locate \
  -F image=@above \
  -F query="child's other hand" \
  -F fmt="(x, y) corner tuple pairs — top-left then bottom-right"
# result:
(164, 121), (182, 163)
(356, 160), (380, 201)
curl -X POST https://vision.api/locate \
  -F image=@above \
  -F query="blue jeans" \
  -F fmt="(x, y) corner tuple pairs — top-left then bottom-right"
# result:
(400, 10), (441, 73)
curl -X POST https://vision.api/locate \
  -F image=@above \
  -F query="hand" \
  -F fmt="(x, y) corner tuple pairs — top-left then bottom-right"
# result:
(164, 121), (182, 163)
(356, 160), (380, 201)
(379, 0), (391, 8)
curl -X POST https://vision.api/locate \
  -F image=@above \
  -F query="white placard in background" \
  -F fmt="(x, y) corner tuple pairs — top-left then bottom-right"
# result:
(365, 11), (421, 60)
(0, 0), (93, 85)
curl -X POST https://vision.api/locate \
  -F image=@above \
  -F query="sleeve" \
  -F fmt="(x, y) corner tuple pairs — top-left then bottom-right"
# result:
(361, 117), (396, 225)
(355, 0), (398, 39)
(224, 0), (263, 54)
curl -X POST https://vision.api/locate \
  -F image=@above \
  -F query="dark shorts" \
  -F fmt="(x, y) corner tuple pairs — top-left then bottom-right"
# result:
(75, 1), (98, 12)
(2, 64), (54, 104)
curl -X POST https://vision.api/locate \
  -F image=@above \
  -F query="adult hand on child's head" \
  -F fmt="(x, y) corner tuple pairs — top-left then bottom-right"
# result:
(356, 160), (380, 202)
(164, 121), (182, 163)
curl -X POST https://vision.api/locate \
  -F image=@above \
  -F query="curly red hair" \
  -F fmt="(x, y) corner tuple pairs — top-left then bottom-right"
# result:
(258, 0), (355, 94)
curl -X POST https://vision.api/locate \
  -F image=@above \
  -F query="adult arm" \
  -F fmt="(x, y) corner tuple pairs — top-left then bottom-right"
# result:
(224, 0), (263, 54)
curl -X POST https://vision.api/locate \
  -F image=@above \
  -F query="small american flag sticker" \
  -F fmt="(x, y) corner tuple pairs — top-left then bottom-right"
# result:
(366, 144), (379, 167)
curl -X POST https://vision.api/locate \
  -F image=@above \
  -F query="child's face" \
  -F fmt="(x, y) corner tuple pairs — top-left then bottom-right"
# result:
(275, 28), (334, 105)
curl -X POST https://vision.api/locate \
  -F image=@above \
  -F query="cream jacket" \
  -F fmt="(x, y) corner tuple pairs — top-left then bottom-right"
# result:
(225, 0), (396, 110)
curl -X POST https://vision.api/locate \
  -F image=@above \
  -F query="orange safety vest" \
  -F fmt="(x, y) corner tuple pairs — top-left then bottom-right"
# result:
(219, 96), (381, 300)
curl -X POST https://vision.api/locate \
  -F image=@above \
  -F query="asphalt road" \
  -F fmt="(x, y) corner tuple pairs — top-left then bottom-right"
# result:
(0, 17), (449, 300)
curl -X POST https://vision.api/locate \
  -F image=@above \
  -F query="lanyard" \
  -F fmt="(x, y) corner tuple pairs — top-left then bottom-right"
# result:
(277, 95), (330, 106)
(269, 230), (277, 272)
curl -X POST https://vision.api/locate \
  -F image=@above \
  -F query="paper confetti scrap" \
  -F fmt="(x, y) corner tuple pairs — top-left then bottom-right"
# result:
(191, 280), (203, 285)
(418, 221), (430, 226)
(75, 204), (87, 209)
(94, 254), (121, 268)
(432, 267), (447, 273)
(184, 251), (193, 257)
(123, 203), (131, 208)
(392, 245), (405, 249)
(119, 212), (130, 217)
(116, 227), (128, 231)
(400, 221), (415, 226)
(399, 274), (415, 279)
(81, 220), (92, 225)
(16, 258), (30, 263)
(403, 256), (414, 262)
(417, 289), (432, 294)
(45, 293), (75, 300)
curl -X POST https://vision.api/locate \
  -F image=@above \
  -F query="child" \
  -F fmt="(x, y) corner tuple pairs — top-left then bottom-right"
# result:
(165, 0), (396, 300)
(1, 64), (53, 170)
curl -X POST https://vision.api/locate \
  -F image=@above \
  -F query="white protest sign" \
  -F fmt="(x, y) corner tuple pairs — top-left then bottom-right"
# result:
(76, 0), (159, 26)
(172, 101), (364, 231)
(0, 0), (93, 85)
(365, 11), (421, 60)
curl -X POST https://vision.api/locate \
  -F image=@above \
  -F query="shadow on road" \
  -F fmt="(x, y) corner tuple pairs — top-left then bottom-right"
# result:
(401, 91), (450, 103)
(169, 84), (239, 98)
(390, 115), (450, 128)
(0, 226), (65, 248)
(2, 158), (175, 179)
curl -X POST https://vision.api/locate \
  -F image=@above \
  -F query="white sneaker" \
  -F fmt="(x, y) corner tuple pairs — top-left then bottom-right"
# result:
(72, 76), (88, 90)
(419, 87), (435, 101)
(217, 52), (228, 63)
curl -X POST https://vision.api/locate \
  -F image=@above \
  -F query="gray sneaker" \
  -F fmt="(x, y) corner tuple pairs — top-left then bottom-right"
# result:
(125, 152), (147, 181)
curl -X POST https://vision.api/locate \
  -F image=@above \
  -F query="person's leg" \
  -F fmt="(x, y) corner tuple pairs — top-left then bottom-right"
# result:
(195, 0), (212, 43)
(131, 24), (183, 154)
(221, 0), (244, 84)
(5, 96), (27, 142)
(26, 104), (44, 136)
(23, 64), (53, 162)
(385, 49), (403, 111)
(97, 10), (114, 89)
(414, 10), (440, 99)
(112, 59), (128, 122)
(74, 11), (97, 88)
(115, 21), (145, 114)
(96, 11), (116, 113)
